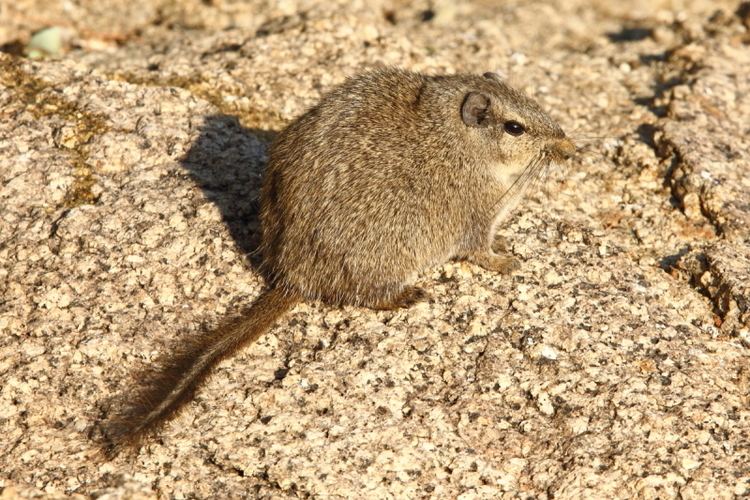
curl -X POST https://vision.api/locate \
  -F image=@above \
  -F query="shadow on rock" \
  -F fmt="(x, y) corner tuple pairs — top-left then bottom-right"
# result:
(90, 115), (279, 453)
(606, 26), (653, 43)
(181, 114), (278, 270)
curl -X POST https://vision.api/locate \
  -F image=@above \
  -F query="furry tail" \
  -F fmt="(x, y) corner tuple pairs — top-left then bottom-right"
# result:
(101, 287), (298, 452)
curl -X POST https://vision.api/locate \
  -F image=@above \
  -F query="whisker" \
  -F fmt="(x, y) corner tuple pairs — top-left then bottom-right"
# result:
(569, 136), (621, 143)
(492, 152), (545, 212)
(566, 125), (622, 142)
(566, 126), (614, 138)
(528, 159), (550, 197)
(573, 143), (604, 153)
(513, 154), (543, 189)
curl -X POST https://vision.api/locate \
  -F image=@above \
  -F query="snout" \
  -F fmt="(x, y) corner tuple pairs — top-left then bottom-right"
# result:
(557, 138), (576, 159)
(551, 137), (576, 160)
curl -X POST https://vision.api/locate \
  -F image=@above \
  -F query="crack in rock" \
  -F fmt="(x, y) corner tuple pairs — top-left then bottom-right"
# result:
(674, 244), (750, 339)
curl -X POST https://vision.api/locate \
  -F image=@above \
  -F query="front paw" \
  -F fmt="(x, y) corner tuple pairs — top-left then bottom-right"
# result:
(491, 235), (511, 254)
(468, 251), (520, 274)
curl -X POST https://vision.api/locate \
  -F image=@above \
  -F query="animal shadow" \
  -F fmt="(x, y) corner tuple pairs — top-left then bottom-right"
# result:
(180, 114), (278, 269)
(88, 115), (279, 451)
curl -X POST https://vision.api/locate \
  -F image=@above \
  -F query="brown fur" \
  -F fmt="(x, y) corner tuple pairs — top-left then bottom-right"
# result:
(101, 67), (574, 451)
(101, 288), (298, 452)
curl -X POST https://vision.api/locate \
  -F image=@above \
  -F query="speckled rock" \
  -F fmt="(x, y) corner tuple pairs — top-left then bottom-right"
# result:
(1, 1), (749, 498)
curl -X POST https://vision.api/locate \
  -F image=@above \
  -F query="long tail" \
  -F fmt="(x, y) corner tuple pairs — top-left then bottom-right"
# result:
(101, 287), (298, 452)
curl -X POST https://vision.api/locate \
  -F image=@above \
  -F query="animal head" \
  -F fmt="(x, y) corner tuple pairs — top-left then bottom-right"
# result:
(423, 71), (574, 182)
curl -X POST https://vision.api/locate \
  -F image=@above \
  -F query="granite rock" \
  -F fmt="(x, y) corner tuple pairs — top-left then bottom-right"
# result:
(1, 1), (748, 498)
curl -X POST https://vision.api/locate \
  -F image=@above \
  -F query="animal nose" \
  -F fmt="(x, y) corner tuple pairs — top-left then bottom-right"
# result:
(555, 138), (576, 160)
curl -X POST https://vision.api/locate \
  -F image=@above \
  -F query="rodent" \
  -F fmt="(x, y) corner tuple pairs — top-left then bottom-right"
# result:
(101, 67), (575, 451)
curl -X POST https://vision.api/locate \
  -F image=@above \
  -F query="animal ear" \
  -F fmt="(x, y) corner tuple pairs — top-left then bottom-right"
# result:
(461, 92), (492, 128)
(483, 72), (502, 81)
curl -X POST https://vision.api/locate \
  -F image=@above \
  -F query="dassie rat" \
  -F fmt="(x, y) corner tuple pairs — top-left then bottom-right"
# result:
(103, 67), (574, 450)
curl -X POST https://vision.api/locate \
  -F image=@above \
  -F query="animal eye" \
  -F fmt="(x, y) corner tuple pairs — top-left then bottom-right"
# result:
(504, 121), (525, 136)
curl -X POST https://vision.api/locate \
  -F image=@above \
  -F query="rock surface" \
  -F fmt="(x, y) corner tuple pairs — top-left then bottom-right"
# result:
(1, 0), (749, 498)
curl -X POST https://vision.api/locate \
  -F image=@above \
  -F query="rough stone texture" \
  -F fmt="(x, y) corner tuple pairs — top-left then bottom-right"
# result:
(1, 1), (749, 498)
